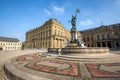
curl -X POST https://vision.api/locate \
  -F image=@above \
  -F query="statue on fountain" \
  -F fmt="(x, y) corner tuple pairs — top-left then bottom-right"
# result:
(71, 15), (76, 31)
(65, 9), (85, 48)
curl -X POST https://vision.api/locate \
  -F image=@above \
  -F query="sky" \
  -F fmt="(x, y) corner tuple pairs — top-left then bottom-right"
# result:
(0, 0), (120, 42)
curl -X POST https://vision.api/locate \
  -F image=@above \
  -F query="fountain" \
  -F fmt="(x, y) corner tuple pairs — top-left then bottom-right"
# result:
(48, 9), (109, 55)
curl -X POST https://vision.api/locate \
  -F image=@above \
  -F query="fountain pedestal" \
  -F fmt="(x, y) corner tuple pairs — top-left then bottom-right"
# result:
(65, 44), (78, 48)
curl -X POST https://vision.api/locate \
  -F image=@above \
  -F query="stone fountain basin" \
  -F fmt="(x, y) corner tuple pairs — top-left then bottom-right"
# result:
(48, 47), (109, 55)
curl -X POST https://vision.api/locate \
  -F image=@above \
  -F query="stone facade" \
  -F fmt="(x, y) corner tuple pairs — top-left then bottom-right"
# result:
(80, 23), (120, 48)
(25, 18), (71, 49)
(0, 37), (22, 50)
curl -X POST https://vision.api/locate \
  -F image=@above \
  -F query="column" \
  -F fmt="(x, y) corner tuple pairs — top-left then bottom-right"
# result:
(53, 38), (54, 48)
(50, 37), (53, 48)
(111, 41), (114, 48)
(119, 41), (120, 48)
(95, 42), (97, 47)
(114, 41), (116, 48)
(41, 40), (42, 48)
(58, 39), (59, 48)
(94, 42), (96, 47)
(106, 41), (108, 47)
(61, 40), (63, 48)
(54, 38), (56, 48)
(59, 39), (61, 48)
(60, 39), (62, 48)
(46, 41), (48, 48)
(100, 42), (102, 47)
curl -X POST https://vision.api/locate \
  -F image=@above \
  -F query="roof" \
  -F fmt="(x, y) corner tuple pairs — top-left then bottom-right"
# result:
(80, 27), (99, 33)
(26, 18), (64, 34)
(0, 36), (19, 42)
(80, 23), (120, 33)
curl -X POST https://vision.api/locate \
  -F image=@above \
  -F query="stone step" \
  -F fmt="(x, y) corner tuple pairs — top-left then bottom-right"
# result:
(58, 55), (105, 59)
(56, 56), (106, 62)
(56, 55), (120, 62)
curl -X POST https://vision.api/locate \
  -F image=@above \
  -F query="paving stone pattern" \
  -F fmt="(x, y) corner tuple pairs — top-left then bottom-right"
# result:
(15, 53), (120, 80)
(0, 50), (46, 80)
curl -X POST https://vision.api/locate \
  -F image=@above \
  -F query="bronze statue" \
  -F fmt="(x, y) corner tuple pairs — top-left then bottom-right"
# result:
(71, 15), (76, 29)
(71, 9), (80, 31)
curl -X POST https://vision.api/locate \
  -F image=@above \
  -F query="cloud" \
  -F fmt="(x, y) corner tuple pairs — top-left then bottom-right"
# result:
(63, 0), (72, 8)
(82, 10), (93, 16)
(52, 5), (64, 14)
(44, 8), (51, 16)
(80, 19), (94, 26)
(43, 5), (64, 16)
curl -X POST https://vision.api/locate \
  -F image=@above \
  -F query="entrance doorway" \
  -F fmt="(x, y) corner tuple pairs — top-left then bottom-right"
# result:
(116, 42), (120, 48)
(107, 41), (112, 48)
(0, 47), (3, 50)
(102, 42), (106, 47)
(97, 42), (101, 47)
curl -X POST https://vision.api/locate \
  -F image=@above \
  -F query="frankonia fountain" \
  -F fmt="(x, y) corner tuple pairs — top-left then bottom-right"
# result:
(48, 9), (109, 55)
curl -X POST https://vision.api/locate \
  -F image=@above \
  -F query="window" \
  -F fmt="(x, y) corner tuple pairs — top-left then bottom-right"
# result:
(49, 30), (51, 36)
(46, 31), (48, 37)
(87, 37), (89, 41)
(88, 44), (90, 47)
(102, 34), (105, 40)
(58, 31), (60, 36)
(97, 35), (100, 40)
(91, 36), (93, 40)
(107, 33), (110, 39)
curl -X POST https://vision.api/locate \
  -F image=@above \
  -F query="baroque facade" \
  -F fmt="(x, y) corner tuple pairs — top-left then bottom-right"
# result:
(25, 18), (71, 49)
(80, 23), (120, 48)
(0, 37), (22, 50)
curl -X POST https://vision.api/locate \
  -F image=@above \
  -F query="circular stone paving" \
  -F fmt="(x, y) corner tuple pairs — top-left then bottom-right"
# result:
(4, 52), (120, 80)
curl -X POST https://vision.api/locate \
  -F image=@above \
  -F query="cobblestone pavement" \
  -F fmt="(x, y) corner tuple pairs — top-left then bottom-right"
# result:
(1, 50), (120, 80)
(4, 51), (120, 80)
(0, 50), (46, 80)
(0, 65), (8, 80)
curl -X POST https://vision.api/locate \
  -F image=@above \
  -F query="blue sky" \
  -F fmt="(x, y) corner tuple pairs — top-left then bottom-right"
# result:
(0, 0), (120, 41)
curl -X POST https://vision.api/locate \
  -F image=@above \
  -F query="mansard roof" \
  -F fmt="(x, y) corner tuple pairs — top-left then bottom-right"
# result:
(0, 36), (19, 42)
(80, 23), (120, 33)
(26, 18), (64, 34)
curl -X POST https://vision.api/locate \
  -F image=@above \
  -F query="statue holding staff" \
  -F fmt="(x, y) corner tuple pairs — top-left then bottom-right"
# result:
(71, 9), (80, 31)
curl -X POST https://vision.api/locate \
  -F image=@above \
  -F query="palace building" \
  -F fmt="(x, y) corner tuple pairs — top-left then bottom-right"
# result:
(25, 18), (120, 49)
(80, 23), (120, 48)
(25, 18), (71, 49)
(0, 37), (22, 50)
